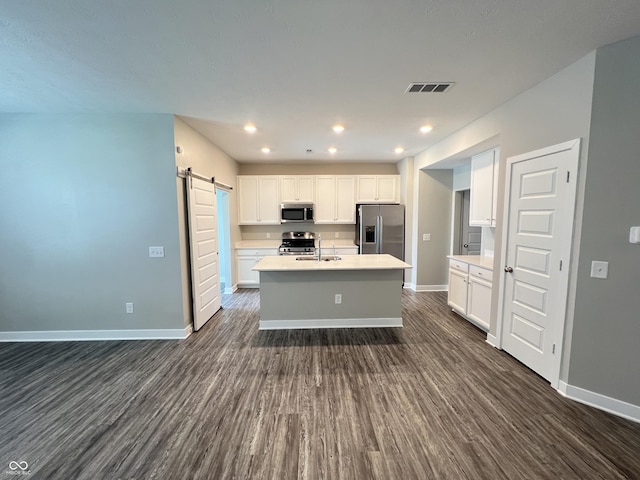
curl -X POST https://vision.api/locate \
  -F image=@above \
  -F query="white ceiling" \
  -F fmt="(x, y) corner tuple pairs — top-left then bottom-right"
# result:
(3, 1), (640, 163)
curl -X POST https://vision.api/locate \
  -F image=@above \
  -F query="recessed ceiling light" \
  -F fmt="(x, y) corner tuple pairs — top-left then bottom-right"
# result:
(328, 147), (338, 154)
(261, 147), (270, 154)
(244, 124), (257, 133)
(420, 125), (433, 134)
(394, 147), (405, 154)
(332, 124), (345, 133)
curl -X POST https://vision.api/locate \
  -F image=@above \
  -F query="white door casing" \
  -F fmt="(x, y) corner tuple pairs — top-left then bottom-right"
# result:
(496, 139), (580, 388)
(187, 175), (221, 331)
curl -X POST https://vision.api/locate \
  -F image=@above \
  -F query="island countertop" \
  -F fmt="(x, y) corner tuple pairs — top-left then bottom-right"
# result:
(253, 254), (411, 272)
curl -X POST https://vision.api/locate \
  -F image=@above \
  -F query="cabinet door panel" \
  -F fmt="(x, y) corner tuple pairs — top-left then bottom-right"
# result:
(448, 269), (468, 314)
(470, 150), (495, 226)
(376, 176), (399, 202)
(297, 176), (315, 202)
(356, 176), (378, 202)
(314, 176), (337, 223)
(237, 256), (259, 286)
(258, 177), (280, 224)
(280, 176), (298, 203)
(467, 276), (492, 330)
(335, 176), (356, 223)
(238, 176), (259, 224)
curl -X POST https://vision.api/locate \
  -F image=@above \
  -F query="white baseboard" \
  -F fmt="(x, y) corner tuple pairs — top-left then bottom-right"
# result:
(224, 284), (237, 294)
(403, 282), (416, 291)
(0, 326), (192, 342)
(414, 284), (448, 292)
(558, 381), (640, 424)
(486, 333), (499, 348)
(259, 317), (403, 330)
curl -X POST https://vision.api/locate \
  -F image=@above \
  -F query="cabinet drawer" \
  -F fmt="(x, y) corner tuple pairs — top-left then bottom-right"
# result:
(469, 265), (492, 282)
(236, 249), (278, 257)
(449, 259), (469, 273)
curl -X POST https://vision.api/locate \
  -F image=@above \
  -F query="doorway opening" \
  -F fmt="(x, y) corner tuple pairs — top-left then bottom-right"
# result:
(216, 188), (233, 295)
(452, 189), (481, 255)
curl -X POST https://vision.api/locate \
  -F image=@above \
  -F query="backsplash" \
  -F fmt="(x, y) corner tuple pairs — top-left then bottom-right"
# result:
(241, 224), (355, 240)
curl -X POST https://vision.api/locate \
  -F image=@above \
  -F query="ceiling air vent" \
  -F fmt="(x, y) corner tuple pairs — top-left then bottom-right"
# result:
(405, 82), (455, 93)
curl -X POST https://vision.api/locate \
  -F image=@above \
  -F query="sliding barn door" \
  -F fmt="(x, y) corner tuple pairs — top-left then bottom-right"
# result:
(187, 176), (221, 331)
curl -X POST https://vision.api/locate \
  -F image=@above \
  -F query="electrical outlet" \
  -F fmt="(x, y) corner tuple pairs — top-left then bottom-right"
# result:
(149, 246), (165, 258)
(335, 294), (342, 304)
(266, 232), (271, 239)
(590, 261), (609, 279)
(125, 302), (134, 314)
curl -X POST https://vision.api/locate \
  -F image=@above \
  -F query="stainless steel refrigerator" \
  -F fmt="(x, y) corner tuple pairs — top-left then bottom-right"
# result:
(355, 204), (405, 260)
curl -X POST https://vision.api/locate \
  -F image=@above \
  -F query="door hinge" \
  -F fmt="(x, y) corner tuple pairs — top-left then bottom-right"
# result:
(566, 171), (570, 183)
(559, 260), (563, 271)
(552, 344), (556, 354)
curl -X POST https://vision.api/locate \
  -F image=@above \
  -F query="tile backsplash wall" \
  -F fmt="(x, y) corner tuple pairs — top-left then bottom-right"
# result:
(241, 224), (355, 240)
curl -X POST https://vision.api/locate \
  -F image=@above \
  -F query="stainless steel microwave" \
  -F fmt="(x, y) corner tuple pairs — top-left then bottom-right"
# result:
(280, 203), (314, 223)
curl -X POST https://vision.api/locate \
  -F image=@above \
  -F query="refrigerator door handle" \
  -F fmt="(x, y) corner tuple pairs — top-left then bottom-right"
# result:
(377, 215), (383, 254)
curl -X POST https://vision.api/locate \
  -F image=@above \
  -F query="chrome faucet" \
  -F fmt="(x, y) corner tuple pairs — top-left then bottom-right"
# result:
(317, 234), (322, 261)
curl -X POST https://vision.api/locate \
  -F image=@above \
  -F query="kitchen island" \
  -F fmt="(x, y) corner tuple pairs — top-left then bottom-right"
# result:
(253, 254), (411, 330)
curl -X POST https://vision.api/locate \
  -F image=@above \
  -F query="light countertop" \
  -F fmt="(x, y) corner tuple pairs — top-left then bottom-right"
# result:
(254, 254), (411, 272)
(447, 255), (495, 270)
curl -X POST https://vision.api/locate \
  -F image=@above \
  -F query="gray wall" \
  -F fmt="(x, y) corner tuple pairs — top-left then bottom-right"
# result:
(173, 117), (240, 324)
(411, 52), (596, 346)
(414, 169), (453, 288)
(0, 114), (185, 332)
(568, 36), (640, 405)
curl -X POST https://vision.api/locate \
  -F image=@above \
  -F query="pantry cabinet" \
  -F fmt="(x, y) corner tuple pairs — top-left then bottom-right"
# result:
(237, 176), (280, 225)
(469, 148), (500, 227)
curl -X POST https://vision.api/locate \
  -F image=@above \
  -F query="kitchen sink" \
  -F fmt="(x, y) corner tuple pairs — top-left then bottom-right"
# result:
(295, 256), (342, 261)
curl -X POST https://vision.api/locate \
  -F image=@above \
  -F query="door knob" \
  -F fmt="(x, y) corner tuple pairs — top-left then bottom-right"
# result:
(504, 266), (514, 273)
(463, 244), (469, 248)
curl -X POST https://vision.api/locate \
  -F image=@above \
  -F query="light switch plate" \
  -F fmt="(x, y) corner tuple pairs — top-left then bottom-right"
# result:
(590, 261), (609, 279)
(149, 246), (165, 258)
(422, 233), (431, 242)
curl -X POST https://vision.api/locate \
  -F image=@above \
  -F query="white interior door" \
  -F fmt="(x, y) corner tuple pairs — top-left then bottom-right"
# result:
(187, 176), (221, 331)
(498, 139), (580, 386)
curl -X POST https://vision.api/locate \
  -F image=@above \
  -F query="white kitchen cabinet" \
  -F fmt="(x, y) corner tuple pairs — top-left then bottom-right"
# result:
(314, 176), (356, 224)
(448, 260), (469, 315)
(237, 176), (280, 225)
(447, 258), (492, 331)
(280, 175), (314, 203)
(469, 148), (500, 227)
(356, 175), (400, 203)
(236, 248), (278, 287)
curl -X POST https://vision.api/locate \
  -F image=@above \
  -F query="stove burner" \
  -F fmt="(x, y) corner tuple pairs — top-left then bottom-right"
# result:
(279, 231), (316, 255)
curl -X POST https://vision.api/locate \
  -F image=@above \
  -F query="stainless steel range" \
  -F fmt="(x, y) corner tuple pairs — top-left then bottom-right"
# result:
(279, 231), (316, 256)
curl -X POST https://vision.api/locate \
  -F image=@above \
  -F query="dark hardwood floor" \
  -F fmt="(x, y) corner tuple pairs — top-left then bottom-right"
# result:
(1, 290), (639, 479)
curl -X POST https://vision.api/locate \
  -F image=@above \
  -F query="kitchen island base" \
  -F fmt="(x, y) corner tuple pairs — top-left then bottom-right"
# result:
(257, 268), (404, 330)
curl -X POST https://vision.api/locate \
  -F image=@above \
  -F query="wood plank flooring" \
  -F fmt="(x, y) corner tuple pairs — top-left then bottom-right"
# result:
(1, 290), (639, 479)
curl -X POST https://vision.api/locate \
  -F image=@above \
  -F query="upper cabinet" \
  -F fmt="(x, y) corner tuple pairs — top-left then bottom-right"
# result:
(356, 175), (400, 203)
(280, 175), (314, 203)
(469, 148), (500, 227)
(314, 176), (356, 224)
(237, 176), (280, 225)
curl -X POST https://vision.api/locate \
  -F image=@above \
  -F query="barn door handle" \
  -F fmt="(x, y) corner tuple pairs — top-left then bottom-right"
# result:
(504, 266), (513, 273)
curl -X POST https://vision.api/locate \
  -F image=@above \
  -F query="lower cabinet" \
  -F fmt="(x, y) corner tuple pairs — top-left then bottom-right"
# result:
(236, 249), (278, 287)
(447, 259), (492, 331)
